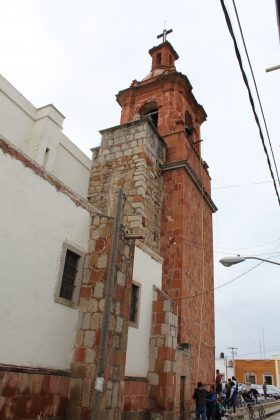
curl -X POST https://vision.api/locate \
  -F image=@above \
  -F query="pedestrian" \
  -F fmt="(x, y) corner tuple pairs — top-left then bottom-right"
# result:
(216, 369), (222, 394)
(225, 379), (231, 410)
(263, 382), (267, 399)
(232, 376), (239, 407)
(193, 382), (207, 420)
(227, 378), (236, 413)
(206, 385), (217, 420)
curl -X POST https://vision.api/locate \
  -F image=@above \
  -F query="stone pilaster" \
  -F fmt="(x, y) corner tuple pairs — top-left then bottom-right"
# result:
(68, 211), (134, 420)
(148, 287), (178, 419)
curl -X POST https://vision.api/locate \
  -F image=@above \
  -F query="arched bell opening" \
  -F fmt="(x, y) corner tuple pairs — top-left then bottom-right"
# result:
(139, 101), (159, 128)
(184, 112), (194, 139)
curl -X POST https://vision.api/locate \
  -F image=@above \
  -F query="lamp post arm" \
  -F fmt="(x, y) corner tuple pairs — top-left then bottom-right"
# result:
(245, 257), (280, 266)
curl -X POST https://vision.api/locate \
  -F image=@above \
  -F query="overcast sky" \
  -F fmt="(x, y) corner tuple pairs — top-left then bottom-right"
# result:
(1, 0), (279, 363)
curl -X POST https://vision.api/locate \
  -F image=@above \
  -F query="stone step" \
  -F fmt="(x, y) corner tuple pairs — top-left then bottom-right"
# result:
(227, 400), (280, 420)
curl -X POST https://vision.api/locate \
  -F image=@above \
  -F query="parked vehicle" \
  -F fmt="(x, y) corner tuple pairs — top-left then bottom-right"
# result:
(266, 385), (280, 399)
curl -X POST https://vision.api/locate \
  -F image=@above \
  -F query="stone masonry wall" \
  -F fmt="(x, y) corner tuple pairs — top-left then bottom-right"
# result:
(148, 287), (178, 418)
(175, 348), (191, 419)
(0, 366), (69, 420)
(68, 210), (135, 420)
(123, 377), (149, 418)
(88, 119), (166, 254)
(160, 167), (215, 393)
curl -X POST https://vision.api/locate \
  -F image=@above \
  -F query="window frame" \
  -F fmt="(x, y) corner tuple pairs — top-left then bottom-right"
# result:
(263, 374), (273, 385)
(55, 242), (85, 308)
(129, 281), (141, 328)
(245, 372), (256, 384)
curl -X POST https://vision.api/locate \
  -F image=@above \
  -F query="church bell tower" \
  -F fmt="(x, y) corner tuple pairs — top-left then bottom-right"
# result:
(116, 33), (217, 389)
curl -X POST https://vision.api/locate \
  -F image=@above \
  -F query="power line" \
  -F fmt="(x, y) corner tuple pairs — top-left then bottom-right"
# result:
(213, 180), (272, 190)
(216, 236), (280, 251)
(216, 308), (260, 347)
(217, 251), (280, 257)
(185, 249), (280, 300)
(235, 349), (280, 358)
(185, 260), (263, 300)
(231, 0), (280, 188)
(219, 0), (280, 206)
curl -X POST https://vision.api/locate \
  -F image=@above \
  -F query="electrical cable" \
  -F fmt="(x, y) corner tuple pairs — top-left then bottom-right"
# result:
(216, 308), (260, 347)
(234, 349), (280, 357)
(220, 0), (280, 206)
(216, 236), (280, 250)
(185, 260), (263, 300)
(232, 0), (280, 188)
(213, 180), (272, 190)
(217, 251), (280, 257)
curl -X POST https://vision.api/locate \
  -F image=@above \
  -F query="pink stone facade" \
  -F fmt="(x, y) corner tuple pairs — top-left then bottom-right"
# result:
(116, 41), (216, 402)
(123, 378), (149, 414)
(0, 366), (69, 420)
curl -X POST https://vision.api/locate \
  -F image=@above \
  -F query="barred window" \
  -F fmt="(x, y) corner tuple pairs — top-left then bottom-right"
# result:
(130, 283), (140, 325)
(59, 250), (80, 300)
(55, 242), (85, 308)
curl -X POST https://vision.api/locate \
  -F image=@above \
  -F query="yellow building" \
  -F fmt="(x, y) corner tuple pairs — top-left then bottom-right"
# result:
(235, 359), (280, 386)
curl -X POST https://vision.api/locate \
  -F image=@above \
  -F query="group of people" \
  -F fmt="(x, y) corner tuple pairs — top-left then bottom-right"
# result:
(193, 370), (271, 420)
(192, 370), (239, 420)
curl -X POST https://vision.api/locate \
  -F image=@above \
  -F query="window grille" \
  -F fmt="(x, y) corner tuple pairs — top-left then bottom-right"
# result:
(59, 250), (80, 300)
(130, 284), (139, 323)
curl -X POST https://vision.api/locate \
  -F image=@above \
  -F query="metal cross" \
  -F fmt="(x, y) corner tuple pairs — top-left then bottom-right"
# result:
(157, 28), (173, 42)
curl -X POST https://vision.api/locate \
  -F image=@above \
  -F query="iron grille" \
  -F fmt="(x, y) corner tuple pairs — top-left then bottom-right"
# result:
(130, 284), (139, 323)
(59, 250), (80, 300)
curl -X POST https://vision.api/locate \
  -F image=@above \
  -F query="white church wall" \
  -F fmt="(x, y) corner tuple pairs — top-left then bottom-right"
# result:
(125, 243), (162, 377)
(0, 74), (91, 198)
(52, 135), (91, 199)
(0, 76), (35, 150)
(0, 147), (90, 370)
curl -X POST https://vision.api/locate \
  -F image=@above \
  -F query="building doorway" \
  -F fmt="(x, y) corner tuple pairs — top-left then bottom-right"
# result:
(180, 376), (186, 419)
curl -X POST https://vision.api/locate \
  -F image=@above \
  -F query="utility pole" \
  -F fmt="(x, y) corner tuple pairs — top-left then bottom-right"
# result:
(259, 330), (263, 359)
(225, 355), (228, 379)
(91, 188), (125, 420)
(228, 347), (238, 375)
(262, 329), (266, 359)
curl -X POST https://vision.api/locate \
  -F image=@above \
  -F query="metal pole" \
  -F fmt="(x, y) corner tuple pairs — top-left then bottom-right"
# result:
(91, 188), (124, 420)
(245, 256), (280, 266)
(228, 347), (238, 376)
(225, 356), (228, 379)
(266, 64), (280, 72)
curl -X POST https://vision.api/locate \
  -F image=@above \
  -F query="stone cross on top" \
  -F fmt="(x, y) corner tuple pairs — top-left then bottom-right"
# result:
(157, 28), (173, 43)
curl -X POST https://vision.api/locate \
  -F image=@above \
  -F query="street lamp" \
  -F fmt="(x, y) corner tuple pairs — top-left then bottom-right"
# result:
(219, 255), (280, 267)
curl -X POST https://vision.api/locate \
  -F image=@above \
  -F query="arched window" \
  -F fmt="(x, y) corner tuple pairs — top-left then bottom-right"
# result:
(184, 112), (193, 138)
(139, 102), (159, 127)
(156, 53), (161, 66)
(43, 147), (50, 168)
